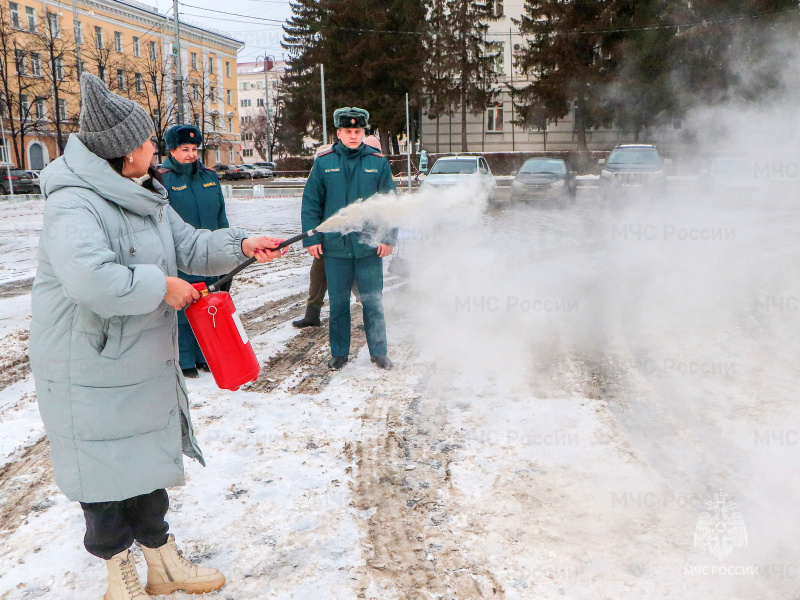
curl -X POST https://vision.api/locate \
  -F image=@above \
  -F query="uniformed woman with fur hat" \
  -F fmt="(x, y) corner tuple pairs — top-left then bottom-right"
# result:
(160, 124), (230, 378)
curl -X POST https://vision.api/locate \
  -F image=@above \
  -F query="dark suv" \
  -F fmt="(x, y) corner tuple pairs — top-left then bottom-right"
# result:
(1, 169), (39, 194)
(598, 144), (666, 201)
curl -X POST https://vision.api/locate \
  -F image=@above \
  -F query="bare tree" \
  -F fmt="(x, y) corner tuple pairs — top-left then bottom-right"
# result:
(132, 45), (174, 162)
(32, 9), (78, 154)
(0, 4), (49, 168)
(184, 51), (225, 164)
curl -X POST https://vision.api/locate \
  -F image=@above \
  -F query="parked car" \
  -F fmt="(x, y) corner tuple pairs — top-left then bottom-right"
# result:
(253, 161), (278, 171)
(240, 164), (275, 179)
(510, 158), (576, 205)
(598, 144), (666, 201)
(212, 164), (246, 181)
(698, 154), (800, 200)
(420, 155), (496, 201)
(1, 169), (39, 194)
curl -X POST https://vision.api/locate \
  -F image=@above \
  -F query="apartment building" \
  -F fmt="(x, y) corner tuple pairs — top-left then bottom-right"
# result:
(0, 0), (243, 169)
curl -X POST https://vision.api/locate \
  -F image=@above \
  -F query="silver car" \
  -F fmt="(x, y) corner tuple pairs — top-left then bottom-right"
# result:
(420, 155), (496, 201)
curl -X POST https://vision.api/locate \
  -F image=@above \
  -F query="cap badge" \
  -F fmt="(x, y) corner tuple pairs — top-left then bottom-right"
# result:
(189, 132), (195, 137)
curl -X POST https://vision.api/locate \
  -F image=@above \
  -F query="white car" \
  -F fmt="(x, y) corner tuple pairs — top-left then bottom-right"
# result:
(420, 155), (496, 201)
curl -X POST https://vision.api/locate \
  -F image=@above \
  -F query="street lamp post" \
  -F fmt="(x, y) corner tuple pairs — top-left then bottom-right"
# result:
(256, 54), (275, 163)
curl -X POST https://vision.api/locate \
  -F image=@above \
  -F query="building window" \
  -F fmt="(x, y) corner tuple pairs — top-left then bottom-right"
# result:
(240, 98), (250, 108)
(486, 42), (504, 75)
(116, 69), (125, 90)
(486, 103), (504, 132)
(192, 84), (200, 101)
(74, 21), (82, 44)
(241, 116), (250, 124)
(209, 87), (216, 102)
(9, 2), (20, 28)
(225, 61), (230, 78)
(47, 12), (60, 38)
(229, 147), (234, 162)
(25, 6), (35, 32)
(30, 53), (41, 77)
(226, 89), (232, 105)
(227, 117), (232, 131)
(114, 31), (122, 53)
(94, 26), (103, 49)
(14, 49), (26, 75)
(490, 0), (504, 17)
(215, 147), (220, 162)
(211, 114), (218, 130)
(208, 56), (214, 74)
(149, 40), (157, 61)
(151, 74), (157, 94)
(151, 109), (160, 125)
(54, 57), (63, 80)
(132, 36), (140, 57)
(242, 132), (252, 142)
(135, 73), (143, 93)
(257, 98), (264, 107)
(190, 52), (197, 71)
(58, 98), (67, 121)
(34, 98), (46, 119)
(242, 148), (253, 158)
(19, 94), (29, 115)
(193, 113), (199, 128)
(98, 65), (106, 82)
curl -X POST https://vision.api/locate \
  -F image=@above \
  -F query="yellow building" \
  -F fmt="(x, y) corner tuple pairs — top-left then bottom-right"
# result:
(0, 0), (243, 170)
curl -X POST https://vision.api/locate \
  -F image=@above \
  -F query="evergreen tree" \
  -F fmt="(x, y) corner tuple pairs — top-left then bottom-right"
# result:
(446, 0), (499, 151)
(514, 0), (616, 152)
(420, 0), (458, 153)
(282, 0), (426, 153)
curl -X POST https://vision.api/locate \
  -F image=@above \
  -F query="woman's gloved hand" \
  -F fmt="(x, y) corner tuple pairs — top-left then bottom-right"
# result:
(242, 236), (287, 263)
(165, 277), (201, 310)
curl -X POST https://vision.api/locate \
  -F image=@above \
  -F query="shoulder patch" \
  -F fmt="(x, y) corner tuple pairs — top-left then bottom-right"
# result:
(171, 184), (187, 191)
(159, 168), (170, 174)
(315, 148), (334, 159)
(202, 181), (217, 188)
(203, 166), (216, 172)
(369, 149), (384, 157)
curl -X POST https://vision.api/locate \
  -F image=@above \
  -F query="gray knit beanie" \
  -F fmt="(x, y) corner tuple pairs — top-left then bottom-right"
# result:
(78, 72), (154, 159)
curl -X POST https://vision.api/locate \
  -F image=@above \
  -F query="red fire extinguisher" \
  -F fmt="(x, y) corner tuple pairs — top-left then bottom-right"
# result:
(185, 282), (258, 390)
(184, 230), (318, 391)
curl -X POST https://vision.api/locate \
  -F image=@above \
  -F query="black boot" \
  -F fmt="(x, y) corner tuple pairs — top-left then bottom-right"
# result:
(292, 305), (322, 328)
(371, 355), (394, 370)
(197, 363), (211, 373)
(182, 367), (199, 378)
(328, 356), (348, 370)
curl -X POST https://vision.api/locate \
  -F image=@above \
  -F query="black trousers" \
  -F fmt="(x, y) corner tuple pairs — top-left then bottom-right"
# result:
(80, 488), (170, 560)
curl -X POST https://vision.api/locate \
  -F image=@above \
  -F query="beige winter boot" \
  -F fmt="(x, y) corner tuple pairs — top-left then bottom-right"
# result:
(140, 534), (225, 595)
(104, 549), (150, 599)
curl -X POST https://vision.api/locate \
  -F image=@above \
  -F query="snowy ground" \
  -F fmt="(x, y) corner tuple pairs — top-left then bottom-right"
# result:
(1, 190), (800, 599)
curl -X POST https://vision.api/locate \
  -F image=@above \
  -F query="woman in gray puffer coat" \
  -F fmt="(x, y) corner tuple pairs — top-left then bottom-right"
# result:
(29, 73), (284, 599)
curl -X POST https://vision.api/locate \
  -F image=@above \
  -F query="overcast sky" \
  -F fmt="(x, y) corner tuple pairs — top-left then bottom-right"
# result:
(152, 0), (294, 63)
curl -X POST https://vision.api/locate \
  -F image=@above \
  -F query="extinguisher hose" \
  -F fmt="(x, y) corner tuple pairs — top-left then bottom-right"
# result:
(207, 229), (319, 293)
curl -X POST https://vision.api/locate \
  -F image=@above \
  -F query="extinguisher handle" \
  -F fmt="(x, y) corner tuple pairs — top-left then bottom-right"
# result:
(207, 230), (319, 293)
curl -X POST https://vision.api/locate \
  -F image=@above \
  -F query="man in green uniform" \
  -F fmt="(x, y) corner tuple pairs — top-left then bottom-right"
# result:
(301, 108), (396, 370)
(160, 124), (230, 378)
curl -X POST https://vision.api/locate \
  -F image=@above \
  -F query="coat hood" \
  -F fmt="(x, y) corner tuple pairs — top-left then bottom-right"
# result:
(40, 134), (168, 218)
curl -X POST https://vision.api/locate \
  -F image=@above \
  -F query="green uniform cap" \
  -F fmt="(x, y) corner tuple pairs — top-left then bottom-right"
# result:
(333, 107), (369, 129)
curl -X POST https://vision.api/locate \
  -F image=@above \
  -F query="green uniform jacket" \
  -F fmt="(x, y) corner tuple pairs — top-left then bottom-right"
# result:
(301, 142), (397, 259)
(160, 158), (230, 328)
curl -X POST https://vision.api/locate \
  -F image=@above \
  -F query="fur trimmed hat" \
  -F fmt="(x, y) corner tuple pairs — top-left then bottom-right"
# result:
(333, 107), (369, 129)
(165, 124), (203, 151)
